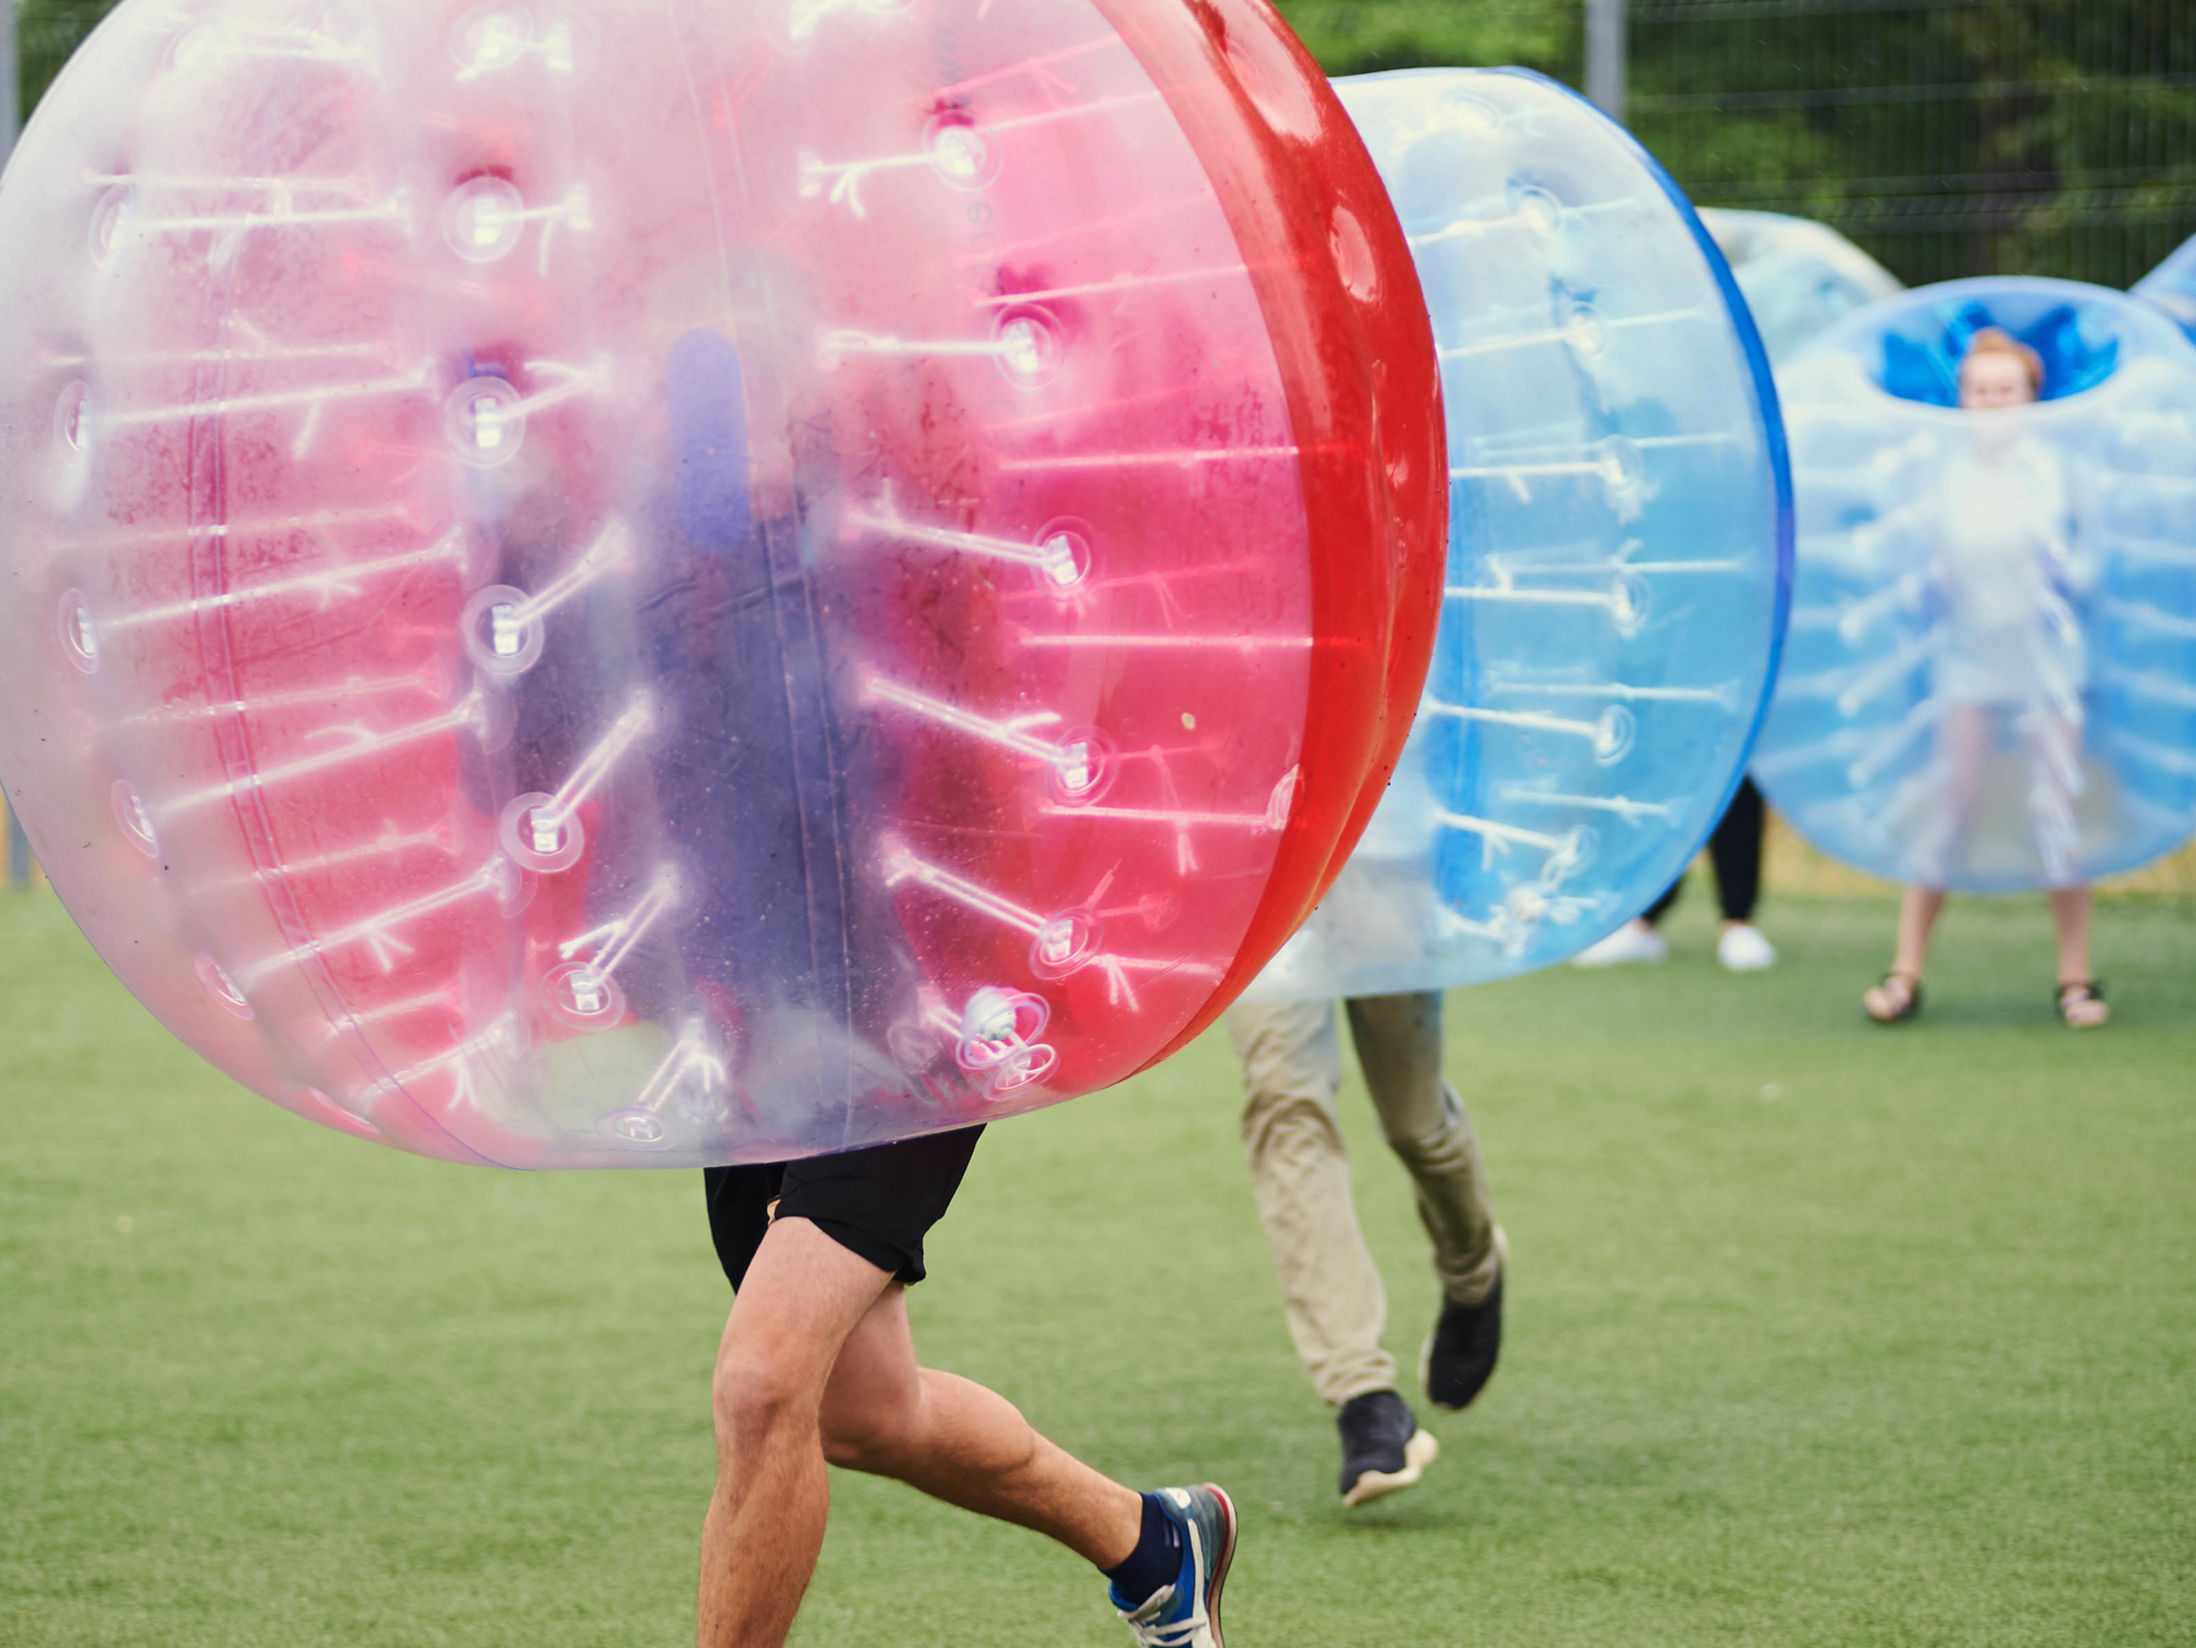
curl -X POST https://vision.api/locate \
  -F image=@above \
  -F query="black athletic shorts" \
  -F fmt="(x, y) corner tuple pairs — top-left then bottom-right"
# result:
(703, 1126), (984, 1291)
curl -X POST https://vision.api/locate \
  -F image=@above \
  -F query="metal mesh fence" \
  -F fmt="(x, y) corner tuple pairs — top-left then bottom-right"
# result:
(1628, 0), (2196, 291)
(1280, 0), (2196, 291)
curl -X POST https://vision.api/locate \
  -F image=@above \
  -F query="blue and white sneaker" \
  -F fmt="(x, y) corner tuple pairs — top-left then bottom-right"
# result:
(1110, 1484), (1237, 1647)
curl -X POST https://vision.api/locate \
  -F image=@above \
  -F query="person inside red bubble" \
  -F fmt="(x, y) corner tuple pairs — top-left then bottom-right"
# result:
(1862, 327), (2108, 1030)
(641, 313), (1234, 1648)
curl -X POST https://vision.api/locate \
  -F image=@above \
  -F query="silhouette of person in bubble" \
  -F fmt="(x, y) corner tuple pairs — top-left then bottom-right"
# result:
(638, 326), (963, 1141)
(1863, 328), (2108, 1029)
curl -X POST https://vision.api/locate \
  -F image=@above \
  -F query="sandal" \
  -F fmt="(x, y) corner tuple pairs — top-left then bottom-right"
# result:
(2055, 980), (2109, 1030)
(1863, 970), (1923, 1024)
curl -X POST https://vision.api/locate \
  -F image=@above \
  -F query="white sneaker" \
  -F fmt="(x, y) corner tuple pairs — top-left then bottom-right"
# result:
(1571, 921), (1668, 967)
(1717, 923), (1778, 972)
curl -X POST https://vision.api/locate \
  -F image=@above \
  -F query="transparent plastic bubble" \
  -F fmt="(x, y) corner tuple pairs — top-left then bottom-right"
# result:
(1754, 277), (2196, 890)
(0, 0), (1443, 1166)
(1246, 68), (1791, 1003)
(1700, 209), (1903, 363)
(2135, 231), (2196, 340)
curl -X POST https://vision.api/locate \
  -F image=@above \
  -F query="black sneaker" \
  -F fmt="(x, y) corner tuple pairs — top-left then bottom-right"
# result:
(1336, 1389), (1438, 1507)
(1421, 1270), (1503, 1412)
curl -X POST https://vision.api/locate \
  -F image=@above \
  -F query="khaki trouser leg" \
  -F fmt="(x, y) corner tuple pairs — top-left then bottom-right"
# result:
(1344, 992), (1506, 1307)
(1228, 999), (1397, 1407)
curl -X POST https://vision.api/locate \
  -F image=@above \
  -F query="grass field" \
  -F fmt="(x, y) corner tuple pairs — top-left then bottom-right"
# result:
(2, 886), (2192, 1648)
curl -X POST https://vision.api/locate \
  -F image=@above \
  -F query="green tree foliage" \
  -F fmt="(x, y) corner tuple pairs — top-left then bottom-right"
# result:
(1629, 1), (2196, 287)
(1272, 0), (1581, 77)
(16, 0), (117, 114)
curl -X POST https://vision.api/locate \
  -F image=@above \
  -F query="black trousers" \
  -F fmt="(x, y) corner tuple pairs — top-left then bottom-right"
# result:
(1646, 776), (1764, 925)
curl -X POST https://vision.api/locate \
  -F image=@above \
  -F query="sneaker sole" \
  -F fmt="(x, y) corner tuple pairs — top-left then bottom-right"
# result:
(1200, 1484), (1238, 1647)
(1719, 955), (1777, 973)
(1341, 1427), (1438, 1507)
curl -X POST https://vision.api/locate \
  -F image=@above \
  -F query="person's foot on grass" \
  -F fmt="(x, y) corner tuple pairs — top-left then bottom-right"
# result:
(1571, 919), (1667, 968)
(1335, 1390), (1438, 1508)
(1111, 1485), (1237, 1646)
(1717, 922), (1778, 972)
(1422, 1270), (1503, 1412)
(1863, 971), (1922, 1023)
(2056, 980), (2109, 1029)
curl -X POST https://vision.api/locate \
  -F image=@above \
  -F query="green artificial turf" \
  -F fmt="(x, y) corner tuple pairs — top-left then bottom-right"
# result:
(2, 887), (2191, 1647)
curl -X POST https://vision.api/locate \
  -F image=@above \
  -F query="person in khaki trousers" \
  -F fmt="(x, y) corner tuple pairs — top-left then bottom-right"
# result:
(1226, 990), (1506, 1505)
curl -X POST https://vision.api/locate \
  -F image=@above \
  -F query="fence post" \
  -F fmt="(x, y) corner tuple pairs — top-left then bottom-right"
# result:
(1, 0), (17, 166)
(1587, 0), (1626, 123)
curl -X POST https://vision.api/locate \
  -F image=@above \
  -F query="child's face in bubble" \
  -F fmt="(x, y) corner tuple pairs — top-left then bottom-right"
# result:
(1958, 350), (2036, 410)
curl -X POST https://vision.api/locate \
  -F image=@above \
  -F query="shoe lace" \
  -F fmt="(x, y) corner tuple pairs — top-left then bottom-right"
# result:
(1117, 1521), (1210, 1647)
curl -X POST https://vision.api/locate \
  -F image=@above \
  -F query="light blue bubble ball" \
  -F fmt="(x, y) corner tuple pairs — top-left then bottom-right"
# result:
(1700, 208), (1903, 363)
(1247, 68), (1792, 1002)
(2134, 232), (2196, 338)
(1755, 278), (2196, 890)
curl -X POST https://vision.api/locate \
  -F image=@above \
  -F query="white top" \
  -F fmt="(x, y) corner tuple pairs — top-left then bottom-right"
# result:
(1929, 434), (2087, 705)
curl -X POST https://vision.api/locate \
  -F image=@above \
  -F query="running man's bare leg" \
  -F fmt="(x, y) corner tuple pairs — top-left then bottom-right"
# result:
(699, 1217), (894, 1648)
(699, 1217), (1145, 1648)
(818, 1287), (1142, 1566)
